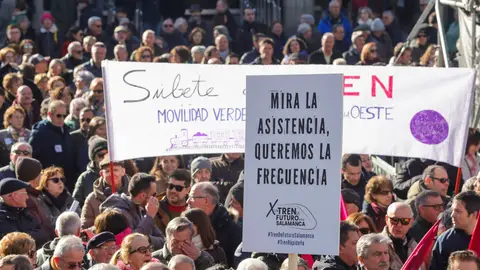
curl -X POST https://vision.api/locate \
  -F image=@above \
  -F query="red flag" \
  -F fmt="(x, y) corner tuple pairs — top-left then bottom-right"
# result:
(401, 219), (440, 270)
(340, 194), (348, 221)
(468, 214), (480, 255)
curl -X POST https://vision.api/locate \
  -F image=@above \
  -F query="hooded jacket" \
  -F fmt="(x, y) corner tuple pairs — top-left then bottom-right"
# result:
(73, 161), (100, 208)
(100, 193), (165, 250)
(26, 187), (55, 241)
(38, 189), (77, 226)
(29, 120), (75, 191)
(81, 176), (130, 229)
(36, 237), (61, 267)
(210, 204), (242, 267)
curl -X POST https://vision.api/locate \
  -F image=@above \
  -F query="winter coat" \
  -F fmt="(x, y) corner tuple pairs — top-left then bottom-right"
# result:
(317, 13), (353, 45)
(36, 27), (61, 58)
(36, 237), (61, 267)
(363, 202), (387, 232)
(29, 120), (76, 191)
(159, 31), (187, 51)
(61, 54), (86, 70)
(154, 193), (185, 235)
(70, 129), (89, 181)
(381, 227), (423, 270)
(38, 258), (55, 270)
(38, 189), (77, 226)
(79, 59), (102, 78)
(205, 241), (228, 265)
(50, 0), (77, 37)
(0, 201), (48, 247)
(429, 228), (471, 270)
(152, 244), (214, 270)
(0, 163), (15, 179)
(308, 50), (343, 64)
(239, 49), (259, 64)
(313, 255), (359, 269)
(26, 188), (55, 241)
(73, 161), (100, 208)
(0, 127), (31, 151)
(235, 21), (269, 55)
(370, 32), (393, 63)
(81, 177), (130, 229)
(100, 193), (165, 250)
(210, 204), (242, 267)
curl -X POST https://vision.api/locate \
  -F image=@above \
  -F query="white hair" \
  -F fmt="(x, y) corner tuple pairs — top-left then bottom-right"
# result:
(114, 44), (127, 54)
(89, 263), (121, 270)
(322, 32), (334, 43)
(67, 41), (82, 54)
(11, 142), (32, 154)
(387, 202), (413, 217)
(191, 45), (206, 55)
(75, 70), (95, 86)
(55, 212), (81, 237)
(192, 182), (219, 205)
(88, 16), (102, 28)
(69, 98), (88, 116)
(142, 30), (155, 41)
(53, 236), (84, 257)
(174, 17), (188, 30)
(357, 233), (391, 259)
(140, 262), (169, 270)
(237, 258), (268, 270)
(167, 255), (195, 270)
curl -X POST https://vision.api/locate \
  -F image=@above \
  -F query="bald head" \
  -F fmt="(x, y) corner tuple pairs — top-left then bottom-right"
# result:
(387, 202), (413, 218)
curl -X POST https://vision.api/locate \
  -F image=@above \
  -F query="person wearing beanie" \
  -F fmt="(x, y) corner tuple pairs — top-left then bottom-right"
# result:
(0, 178), (48, 247)
(81, 156), (128, 229)
(191, 156), (212, 183)
(72, 135), (108, 208)
(228, 181), (244, 226)
(37, 11), (61, 58)
(343, 31), (366, 65)
(370, 18), (393, 63)
(15, 156), (55, 240)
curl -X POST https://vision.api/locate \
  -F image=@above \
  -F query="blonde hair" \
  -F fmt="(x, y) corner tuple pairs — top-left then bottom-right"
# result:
(47, 59), (66, 77)
(119, 233), (149, 264)
(0, 232), (35, 258)
(3, 105), (25, 128)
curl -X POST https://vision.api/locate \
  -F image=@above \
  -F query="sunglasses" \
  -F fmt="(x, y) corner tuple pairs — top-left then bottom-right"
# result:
(24, 44), (33, 49)
(432, 177), (449, 184)
(359, 228), (371, 235)
(94, 24), (102, 28)
(418, 35), (427, 38)
(141, 54), (152, 59)
(163, 24), (173, 28)
(129, 245), (153, 255)
(93, 89), (103, 94)
(377, 190), (392, 196)
(422, 203), (445, 211)
(81, 118), (91, 123)
(388, 216), (412, 226)
(56, 114), (67, 119)
(168, 183), (185, 192)
(13, 150), (31, 155)
(369, 49), (377, 53)
(49, 177), (66, 184)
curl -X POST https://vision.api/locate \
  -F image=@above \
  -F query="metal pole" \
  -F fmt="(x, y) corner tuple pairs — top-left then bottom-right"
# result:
(471, 0), (476, 67)
(435, 0), (451, 67)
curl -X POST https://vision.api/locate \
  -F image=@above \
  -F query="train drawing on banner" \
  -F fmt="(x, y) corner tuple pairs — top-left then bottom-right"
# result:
(167, 128), (245, 151)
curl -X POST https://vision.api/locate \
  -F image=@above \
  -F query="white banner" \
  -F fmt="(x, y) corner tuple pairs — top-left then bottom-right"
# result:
(243, 74), (343, 254)
(102, 61), (475, 166)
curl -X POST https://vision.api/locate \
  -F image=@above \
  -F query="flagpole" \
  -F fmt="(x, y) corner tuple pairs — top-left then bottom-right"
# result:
(110, 161), (116, 193)
(454, 168), (462, 195)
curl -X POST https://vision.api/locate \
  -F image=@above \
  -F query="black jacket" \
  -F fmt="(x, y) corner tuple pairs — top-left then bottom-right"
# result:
(308, 50), (343, 64)
(60, 54), (86, 70)
(409, 216), (433, 243)
(342, 47), (361, 65)
(429, 228), (471, 270)
(72, 161), (100, 208)
(0, 163), (15, 180)
(313, 256), (359, 270)
(210, 204), (242, 267)
(79, 59), (102, 78)
(29, 120), (75, 191)
(239, 49), (259, 64)
(0, 202), (48, 247)
(152, 244), (214, 270)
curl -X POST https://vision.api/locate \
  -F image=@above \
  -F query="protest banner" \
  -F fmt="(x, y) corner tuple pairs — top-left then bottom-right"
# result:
(102, 61), (475, 166)
(242, 74), (343, 255)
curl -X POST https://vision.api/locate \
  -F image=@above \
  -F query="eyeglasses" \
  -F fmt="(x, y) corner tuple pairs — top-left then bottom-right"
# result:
(369, 48), (377, 53)
(168, 183), (185, 192)
(388, 216), (412, 226)
(93, 90), (103, 94)
(98, 245), (117, 252)
(432, 177), (449, 184)
(13, 150), (31, 155)
(56, 114), (67, 119)
(422, 203), (445, 211)
(141, 54), (152, 59)
(94, 24), (102, 28)
(359, 228), (371, 235)
(24, 44), (33, 49)
(129, 245), (153, 255)
(48, 177), (66, 184)
(81, 118), (91, 123)
(66, 261), (83, 269)
(163, 24), (173, 28)
(74, 50), (83, 54)
(377, 190), (392, 196)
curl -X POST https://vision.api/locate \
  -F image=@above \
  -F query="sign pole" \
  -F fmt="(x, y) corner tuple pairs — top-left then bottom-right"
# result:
(288, 254), (298, 270)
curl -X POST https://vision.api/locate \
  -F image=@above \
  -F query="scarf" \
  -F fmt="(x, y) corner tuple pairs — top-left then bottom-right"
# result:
(115, 227), (132, 247)
(371, 202), (387, 230)
(44, 189), (68, 210)
(40, 24), (59, 44)
(7, 126), (27, 141)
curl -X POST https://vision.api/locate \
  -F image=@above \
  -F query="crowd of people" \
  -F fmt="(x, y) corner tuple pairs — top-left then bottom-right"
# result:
(0, 0), (473, 269)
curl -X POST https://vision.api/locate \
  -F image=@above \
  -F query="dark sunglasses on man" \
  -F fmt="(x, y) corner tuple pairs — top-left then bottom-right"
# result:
(432, 177), (449, 184)
(168, 183), (185, 192)
(13, 150), (31, 155)
(56, 113), (67, 119)
(388, 216), (412, 226)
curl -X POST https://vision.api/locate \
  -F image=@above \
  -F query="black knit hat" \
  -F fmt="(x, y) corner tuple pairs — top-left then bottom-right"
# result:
(87, 232), (116, 251)
(230, 182), (244, 207)
(15, 157), (42, 182)
(0, 178), (30, 195)
(88, 136), (108, 161)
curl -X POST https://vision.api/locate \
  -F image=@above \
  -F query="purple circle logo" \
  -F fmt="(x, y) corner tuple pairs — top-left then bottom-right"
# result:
(410, 110), (449, 145)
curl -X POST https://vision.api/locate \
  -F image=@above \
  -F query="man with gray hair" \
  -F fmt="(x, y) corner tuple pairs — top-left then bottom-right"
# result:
(87, 16), (109, 45)
(114, 44), (129, 62)
(152, 217), (213, 270)
(29, 100), (76, 191)
(0, 142), (32, 180)
(191, 46), (206, 64)
(188, 182), (241, 267)
(140, 262), (169, 270)
(89, 263), (121, 270)
(381, 202), (418, 269)
(410, 190), (445, 242)
(36, 212), (82, 267)
(79, 42), (106, 78)
(357, 233), (390, 270)
(61, 41), (85, 70)
(237, 258), (268, 270)
(168, 254), (196, 270)
(299, 14), (322, 51)
(407, 165), (450, 202)
(38, 235), (85, 270)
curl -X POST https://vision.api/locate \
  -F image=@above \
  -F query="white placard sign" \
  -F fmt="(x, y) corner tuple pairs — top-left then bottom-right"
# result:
(243, 74), (343, 255)
(102, 61), (474, 166)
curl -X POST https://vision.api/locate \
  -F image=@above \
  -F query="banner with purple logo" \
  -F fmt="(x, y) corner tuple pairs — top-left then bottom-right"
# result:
(102, 61), (475, 166)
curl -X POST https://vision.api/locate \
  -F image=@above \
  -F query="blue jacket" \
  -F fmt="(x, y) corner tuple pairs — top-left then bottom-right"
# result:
(317, 13), (353, 46)
(29, 120), (75, 191)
